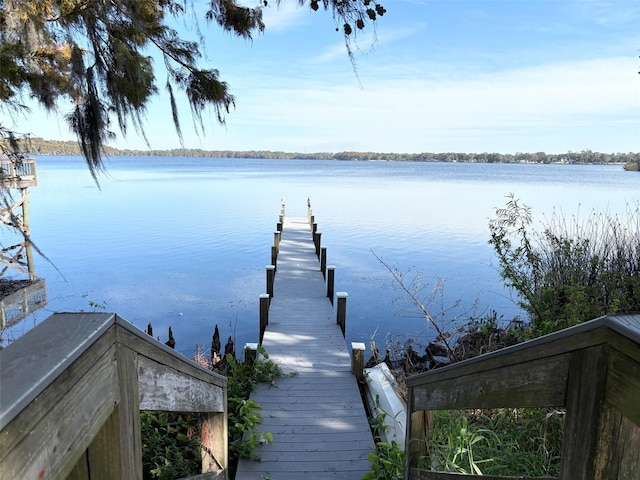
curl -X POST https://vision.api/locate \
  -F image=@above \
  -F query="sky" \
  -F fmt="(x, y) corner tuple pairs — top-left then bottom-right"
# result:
(2, 0), (639, 154)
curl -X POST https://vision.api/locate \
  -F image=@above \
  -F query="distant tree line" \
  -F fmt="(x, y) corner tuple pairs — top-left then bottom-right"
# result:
(3, 137), (639, 167)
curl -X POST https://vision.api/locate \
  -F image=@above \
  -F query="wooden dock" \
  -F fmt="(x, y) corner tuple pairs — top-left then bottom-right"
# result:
(235, 215), (375, 480)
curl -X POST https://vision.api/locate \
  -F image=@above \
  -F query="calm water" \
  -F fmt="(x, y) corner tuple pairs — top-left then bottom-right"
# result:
(2, 157), (638, 356)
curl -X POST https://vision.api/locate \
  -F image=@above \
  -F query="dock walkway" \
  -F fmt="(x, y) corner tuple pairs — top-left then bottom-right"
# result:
(235, 215), (375, 479)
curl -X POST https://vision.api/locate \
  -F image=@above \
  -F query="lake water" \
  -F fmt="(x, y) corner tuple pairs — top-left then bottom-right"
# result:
(2, 157), (638, 357)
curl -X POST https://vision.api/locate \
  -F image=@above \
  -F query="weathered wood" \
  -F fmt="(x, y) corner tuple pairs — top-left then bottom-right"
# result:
(116, 318), (226, 389)
(606, 348), (640, 426)
(0, 343), (119, 479)
(236, 215), (374, 479)
(593, 403), (640, 479)
(352, 342), (365, 381)
(561, 346), (608, 478)
(138, 354), (224, 412)
(412, 353), (569, 410)
(0, 312), (116, 429)
(200, 412), (227, 474)
(405, 315), (640, 479)
(0, 312), (228, 479)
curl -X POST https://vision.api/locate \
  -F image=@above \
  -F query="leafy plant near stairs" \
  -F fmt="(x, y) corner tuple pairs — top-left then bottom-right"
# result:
(139, 345), (284, 480)
(141, 411), (201, 480)
(363, 397), (405, 480)
(215, 345), (284, 477)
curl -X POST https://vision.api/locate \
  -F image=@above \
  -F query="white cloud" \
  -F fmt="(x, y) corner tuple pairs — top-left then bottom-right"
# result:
(213, 55), (639, 153)
(260, 1), (310, 32)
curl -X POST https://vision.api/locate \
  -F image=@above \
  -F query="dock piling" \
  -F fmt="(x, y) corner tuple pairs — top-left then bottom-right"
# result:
(259, 294), (270, 342)
(337, 292), (348, 336)
(351, 342), (366, 382)
(320, 246), (327, 278)
(327, 265), (336, 305)
(314, 231), (322, 258)
(266, 265), (275, 299)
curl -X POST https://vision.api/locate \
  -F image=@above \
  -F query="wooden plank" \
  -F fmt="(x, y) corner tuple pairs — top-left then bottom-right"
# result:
(616, 415), (640, 480)
(605, 349), (640, 426)
(560, 346), (607, 479)
(0, 324), (117, 457)
(406, 325), (608, 389)
(138, 354), (224, 412)
(593, 403), (640, 479)
(200, 412), (227, 473)
(0, 344), (119, 480)
(114, 341), (143, 478)
(115, 316), (227, 389)
(235, 215), (374, 479)
(0, 312), (117, 430)
(412, 353), (569, 410)
(406, 315), (639, 392)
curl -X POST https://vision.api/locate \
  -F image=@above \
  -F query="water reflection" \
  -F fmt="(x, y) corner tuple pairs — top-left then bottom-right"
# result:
(2, 157), (638, 355)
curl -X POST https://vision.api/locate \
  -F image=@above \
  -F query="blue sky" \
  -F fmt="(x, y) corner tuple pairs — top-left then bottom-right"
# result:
(3, 0), (639, 154)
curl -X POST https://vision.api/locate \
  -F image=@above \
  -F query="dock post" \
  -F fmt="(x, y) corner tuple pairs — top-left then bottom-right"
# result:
(351, 342), (366, 382)
(327, 266), (335, 305)
(276, 221), (283, 232)
(266, 265), (275, 299)
(271, 245), (278, 270)
(245, 343), (258, 365)
(336, 292), (348, 336)
(314, 232), (322, 258)
(259, 294), (270, 343)
(310, 215), (315, 227)
(274, 231), (281, 253)
(320, 247), (327, 278)
(312, 221), (317, 235)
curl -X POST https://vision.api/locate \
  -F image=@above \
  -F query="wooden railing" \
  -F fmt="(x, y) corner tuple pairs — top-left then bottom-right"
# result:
(405, 314), (640, 480)
(0, 312), (228, 480)
(0, 157), (37, 189)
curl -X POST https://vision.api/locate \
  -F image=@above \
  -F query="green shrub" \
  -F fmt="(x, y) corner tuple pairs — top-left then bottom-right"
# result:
(489, 195), (640, 337)
(141, 411), (201, 480)
(425, 408), (564, 476)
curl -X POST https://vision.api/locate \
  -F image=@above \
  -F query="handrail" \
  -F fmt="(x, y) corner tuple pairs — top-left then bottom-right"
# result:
(0, 157), (37, 188)
(0, 312), (228, 479)
(404, 314), (640, 480)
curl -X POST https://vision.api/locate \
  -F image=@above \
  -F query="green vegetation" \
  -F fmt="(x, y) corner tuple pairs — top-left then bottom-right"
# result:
(623, 157), (640, 171)
(424, 408), (563, 476)
(220, 347), (282, 465)
(369, 196), (640, 479)
(489, 194), (640, 338)
(363, 399), (405, 480)
(141, 411), (202, 480)
(1, 1), (384, 175)
(214, 345), (286, 478)
(4, 136), (638, 166)
(139, 345), (284, 480)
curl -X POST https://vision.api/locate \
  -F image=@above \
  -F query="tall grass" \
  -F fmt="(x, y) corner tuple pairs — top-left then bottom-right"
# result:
(489, 196), (640, 337)
(424, 408), (564, 476)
